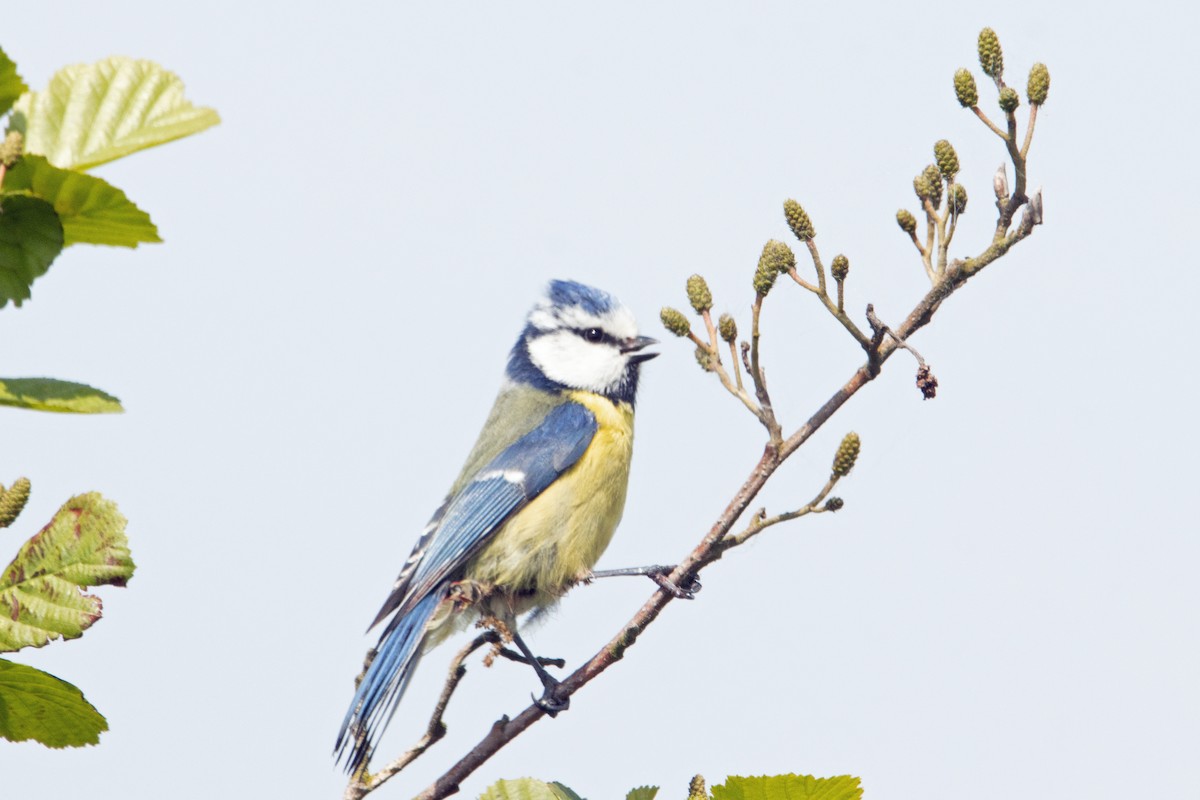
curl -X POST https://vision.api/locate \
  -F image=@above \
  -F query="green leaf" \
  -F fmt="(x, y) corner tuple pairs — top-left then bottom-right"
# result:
(625, 787), (659, 800)
(711, 775), (863, 800)
(9, 56), (219, 171)
(2, 154), (159, 247)
(479, 778), (585, 800)
(0, 493), (135, 653)
(0, 378), (122, 414)
(0, 193), (63, 308)
(0, 47), (28, 117)
(550, 783), (587, 800)
(0, 659), (107, 746)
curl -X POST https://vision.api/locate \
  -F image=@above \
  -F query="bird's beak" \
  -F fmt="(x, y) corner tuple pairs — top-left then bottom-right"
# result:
(622, 335), (659, 363)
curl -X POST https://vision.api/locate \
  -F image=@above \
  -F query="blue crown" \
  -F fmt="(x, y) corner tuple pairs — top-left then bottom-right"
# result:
(544, 279), (618, 316)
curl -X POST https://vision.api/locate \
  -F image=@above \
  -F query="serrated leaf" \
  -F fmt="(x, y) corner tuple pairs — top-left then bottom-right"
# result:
(0, 193), (63, 308)
(2, 154), (158, 247)
(0, 47), (28, 116)
(0, 493), (135, 653)
(711, 774), (863, 800)
(550, 783), (586, 800)
(0, 378), (122, 414)
(479, 778), (579, 800)
(9, 56), (219, 171)
(0, 658), (107, 746)
(625, 787), (659, 800)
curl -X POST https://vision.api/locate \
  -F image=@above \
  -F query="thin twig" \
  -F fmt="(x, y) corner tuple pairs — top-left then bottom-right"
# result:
(722, 476), (839, 548)
(690, 325), (764, 420)
(806, 239), (827, 296)
(784, 268), (873, 346)
(787, 272), (820, 293)
(970, 106), (1008, 139)
(748, 293), (783, 445)
(728, 340), (745, 392)
(700, 309), (720, 352)
(1020, 103), (1039, 160)
(345, 633), (499, 799)
(865, 305), (927, 367)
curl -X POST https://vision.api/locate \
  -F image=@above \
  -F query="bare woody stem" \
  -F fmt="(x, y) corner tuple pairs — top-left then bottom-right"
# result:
(785, 241), (871, 346)
(722, 476), (840, 548)
(748, 293), (783, 445)
(995, 110), (1029, 239)
(346, 633), (502, 799)
(728, 339), (745, 392)
(970, 106), (1008, 139)
(1020, 103), (1039, 160)
(410, 220), (1038, 800)
(689, 329), (764, 421)
(700, 309), (720, 351)
(922, 199), (938, 280)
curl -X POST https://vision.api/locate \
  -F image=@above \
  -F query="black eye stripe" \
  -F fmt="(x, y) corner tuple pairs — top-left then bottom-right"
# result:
(573, 326), (616, 345)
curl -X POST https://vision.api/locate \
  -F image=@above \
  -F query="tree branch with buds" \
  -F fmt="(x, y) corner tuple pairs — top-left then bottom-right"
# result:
(344, 26), (1050, 800)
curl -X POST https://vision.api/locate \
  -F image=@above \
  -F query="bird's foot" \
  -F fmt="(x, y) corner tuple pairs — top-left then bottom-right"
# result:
(587, 564), (701, 599)
(499, 647), (566, 670)
(646, 566), (701, 600)
(532, 679), (570, 717)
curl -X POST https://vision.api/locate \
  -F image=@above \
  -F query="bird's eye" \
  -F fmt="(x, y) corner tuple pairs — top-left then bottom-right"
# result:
(584, 328), (603, 342)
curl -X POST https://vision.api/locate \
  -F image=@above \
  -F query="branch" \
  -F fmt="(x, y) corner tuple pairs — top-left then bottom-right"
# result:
(361, 30), (1051, 799)
(722, 475), (841, 549)
(345, 633), (500, 799)
(412, 215), (1039, 799)
(748, 293), (783, 445)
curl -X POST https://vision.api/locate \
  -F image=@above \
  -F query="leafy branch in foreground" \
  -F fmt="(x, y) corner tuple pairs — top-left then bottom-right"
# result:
(0, 45), (219, 413)
(344, 27), (1048, 799)
(0, 44), (215, 752)
(0, 482), (135, 747)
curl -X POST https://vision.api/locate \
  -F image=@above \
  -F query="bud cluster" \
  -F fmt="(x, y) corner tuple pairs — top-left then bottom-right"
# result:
(783, 198), (815, 242)
(832, 432), (861, 477)
(948, 184), (968, 215)
(1027, 62), (1050, 105)
(686, 274), (712, 313)
(660, 307), (691, 338)
(977, 27), (1004, 78)
(998, 86), (1020, 113)
(896, 209), (917, 234)
(754, 239), (796, 296)
(718, 313), (737, 343)
(0, 477), (31, 528)
(934, 140), (959, 180)
(830, 254), (849, 282)
(953, 68), (979, 107)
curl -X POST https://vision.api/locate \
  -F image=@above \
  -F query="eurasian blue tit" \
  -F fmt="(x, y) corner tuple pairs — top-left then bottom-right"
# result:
(336, 280), (657, 770)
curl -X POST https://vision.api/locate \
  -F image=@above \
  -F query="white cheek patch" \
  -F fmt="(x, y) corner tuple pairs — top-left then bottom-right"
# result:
(527, 331), (627, 394)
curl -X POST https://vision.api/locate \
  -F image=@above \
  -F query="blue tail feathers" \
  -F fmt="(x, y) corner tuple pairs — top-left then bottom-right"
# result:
(335, 591), (442, 770)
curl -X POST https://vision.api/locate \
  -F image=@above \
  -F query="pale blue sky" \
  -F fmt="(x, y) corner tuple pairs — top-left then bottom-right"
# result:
(3, 3), (1196, 799)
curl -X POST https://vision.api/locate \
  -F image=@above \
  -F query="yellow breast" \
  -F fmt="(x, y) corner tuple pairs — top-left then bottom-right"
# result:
(465, 391), (635, 612)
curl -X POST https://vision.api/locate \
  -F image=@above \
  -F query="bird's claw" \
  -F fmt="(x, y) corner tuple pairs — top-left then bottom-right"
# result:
(532, 687), (570, 717)
(647, 565), (702, 599)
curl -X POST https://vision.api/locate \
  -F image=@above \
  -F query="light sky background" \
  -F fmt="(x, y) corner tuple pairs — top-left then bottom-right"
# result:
(3, 3), (1196, 799)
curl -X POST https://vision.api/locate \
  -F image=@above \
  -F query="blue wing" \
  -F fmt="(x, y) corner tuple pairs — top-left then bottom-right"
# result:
(336, 401), (597, 768)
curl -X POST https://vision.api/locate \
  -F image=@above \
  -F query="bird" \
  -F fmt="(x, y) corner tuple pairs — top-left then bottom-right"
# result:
(336, 279), (658, 771)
